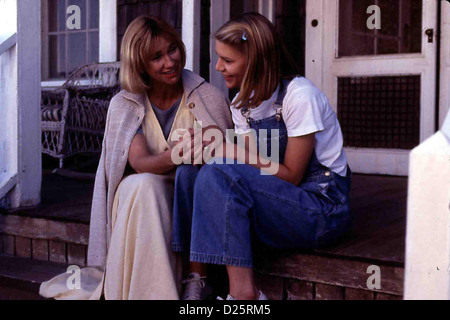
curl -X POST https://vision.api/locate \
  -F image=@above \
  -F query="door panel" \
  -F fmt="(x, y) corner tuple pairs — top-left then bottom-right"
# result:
(307, 0), (438, 175)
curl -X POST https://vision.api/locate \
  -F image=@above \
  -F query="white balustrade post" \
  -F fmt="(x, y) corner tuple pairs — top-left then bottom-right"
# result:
(9, 0), (42, 207)
(404, 111), (450, 300)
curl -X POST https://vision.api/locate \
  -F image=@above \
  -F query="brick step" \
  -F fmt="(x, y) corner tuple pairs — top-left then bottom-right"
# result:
(0, 213), (88, 266)
(0, 254), (67, 300)
(254, 249), (404, 300)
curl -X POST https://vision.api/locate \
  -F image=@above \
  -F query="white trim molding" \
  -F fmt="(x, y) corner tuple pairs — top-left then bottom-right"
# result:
(0, 33), (16, 57)
(258, 0), (275, 23)
(440, 0), (450, 129)
(0, 173), (18, 201)
(345, 148), (410, 176)
(182, 0), (201, 74)
(99, 0), (117, 62)
(305, 0), (324, 90)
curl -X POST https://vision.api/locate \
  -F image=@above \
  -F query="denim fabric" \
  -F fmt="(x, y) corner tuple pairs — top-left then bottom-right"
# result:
(172, 165), (201, 252)
(171, 81), (352, 268)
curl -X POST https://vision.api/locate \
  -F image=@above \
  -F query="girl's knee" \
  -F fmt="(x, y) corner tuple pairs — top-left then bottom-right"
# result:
(175, 165), (201, 182)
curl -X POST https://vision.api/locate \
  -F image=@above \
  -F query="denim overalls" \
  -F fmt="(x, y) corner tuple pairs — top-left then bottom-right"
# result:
(172, 80), (352, 268)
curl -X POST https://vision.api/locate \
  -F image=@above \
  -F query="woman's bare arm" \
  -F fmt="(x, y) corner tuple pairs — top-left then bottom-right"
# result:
(128, 134), (176, 174)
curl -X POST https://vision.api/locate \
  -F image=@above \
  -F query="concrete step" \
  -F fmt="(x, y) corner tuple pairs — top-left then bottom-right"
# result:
(0, 254), (67, 300)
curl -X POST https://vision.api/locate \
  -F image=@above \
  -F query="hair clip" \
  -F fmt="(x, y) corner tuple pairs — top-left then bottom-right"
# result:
(242, 31), (247, 41)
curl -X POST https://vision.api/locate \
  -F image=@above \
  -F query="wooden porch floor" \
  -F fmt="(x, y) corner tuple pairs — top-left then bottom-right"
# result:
(319, 174), (407, 265)
(5, 172), (407, 265)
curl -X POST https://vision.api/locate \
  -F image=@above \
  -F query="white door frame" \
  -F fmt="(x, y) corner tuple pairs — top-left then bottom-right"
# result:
(306, 0), (438, 176)
(183, 0), (201, 74)
(440, 0), (450, 128)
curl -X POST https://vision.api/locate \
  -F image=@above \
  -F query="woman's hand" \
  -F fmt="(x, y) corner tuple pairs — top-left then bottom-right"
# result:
(179, 125), (226, 165)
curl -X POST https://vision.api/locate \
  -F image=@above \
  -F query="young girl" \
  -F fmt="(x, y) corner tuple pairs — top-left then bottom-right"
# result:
(172, 12), (351, 300)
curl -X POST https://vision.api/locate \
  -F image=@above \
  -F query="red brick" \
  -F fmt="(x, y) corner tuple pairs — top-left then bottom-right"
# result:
(315, 283), (344, 300)
(49, 241), (67, 264)
(287, 280), (314, 300)
(67, 243), (86, 267)
(375, 293), (402, 300)
(254, 273), (284, 300)
(1, 234), (15, 255)
(15, 236), (31, 258)
(345, 288), (375, 300)
(32, 239), (49, 261)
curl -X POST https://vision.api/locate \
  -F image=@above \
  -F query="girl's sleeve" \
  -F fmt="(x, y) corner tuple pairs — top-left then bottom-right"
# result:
(283, 85), (326, 137)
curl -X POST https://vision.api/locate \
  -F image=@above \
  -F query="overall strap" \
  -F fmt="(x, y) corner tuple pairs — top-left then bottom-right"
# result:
(273, 78), (292, 121)
(274, 79), (292, 107)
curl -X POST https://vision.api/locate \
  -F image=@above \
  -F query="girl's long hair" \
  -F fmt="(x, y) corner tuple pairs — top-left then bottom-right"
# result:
(215, 12), (299, 108)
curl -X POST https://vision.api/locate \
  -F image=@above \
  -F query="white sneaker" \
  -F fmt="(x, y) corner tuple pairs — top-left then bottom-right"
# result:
(217, 290), (268, 300)
(181, 273), (214, 300)
(258, 291), (268, 300)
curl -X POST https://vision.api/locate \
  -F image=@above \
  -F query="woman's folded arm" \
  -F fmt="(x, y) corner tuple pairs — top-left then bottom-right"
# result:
(128, 134), (176, 175)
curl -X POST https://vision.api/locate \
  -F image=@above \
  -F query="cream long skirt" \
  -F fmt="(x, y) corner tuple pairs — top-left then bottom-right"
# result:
(39, 172), (182, 300)
(104, 173), (182, 300)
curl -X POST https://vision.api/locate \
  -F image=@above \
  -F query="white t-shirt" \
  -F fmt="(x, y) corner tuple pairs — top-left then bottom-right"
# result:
(231, 77), (348, 176)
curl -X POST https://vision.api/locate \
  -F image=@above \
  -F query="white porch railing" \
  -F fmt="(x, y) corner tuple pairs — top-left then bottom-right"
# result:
(404, 111), (450, 300)
(0, 33), (16, 56)
(0, 32), (18, 203)
(0, 0), (41, 209)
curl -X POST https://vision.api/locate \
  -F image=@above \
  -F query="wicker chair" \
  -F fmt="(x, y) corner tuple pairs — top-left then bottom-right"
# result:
(41, 62), (121, 168)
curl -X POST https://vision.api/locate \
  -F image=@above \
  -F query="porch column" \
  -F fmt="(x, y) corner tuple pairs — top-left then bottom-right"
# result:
(99, 0), (117, 62)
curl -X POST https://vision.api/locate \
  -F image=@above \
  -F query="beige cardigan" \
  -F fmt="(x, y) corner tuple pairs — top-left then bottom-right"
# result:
(87, 70), (232, 267)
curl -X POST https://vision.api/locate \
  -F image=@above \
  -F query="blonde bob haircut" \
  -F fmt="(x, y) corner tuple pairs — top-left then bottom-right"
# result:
(120, 16), (186, 93)
(215, 12), (299, 108)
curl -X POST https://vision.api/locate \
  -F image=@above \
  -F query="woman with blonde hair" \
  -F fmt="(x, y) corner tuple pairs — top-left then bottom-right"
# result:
(40, 15), (232, 300)
(172, 12), (351, 300)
